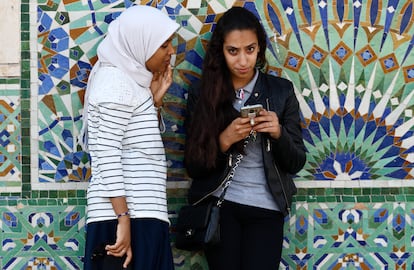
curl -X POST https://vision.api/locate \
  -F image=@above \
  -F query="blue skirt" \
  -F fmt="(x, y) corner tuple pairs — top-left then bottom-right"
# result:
(84, 218), (174, 270)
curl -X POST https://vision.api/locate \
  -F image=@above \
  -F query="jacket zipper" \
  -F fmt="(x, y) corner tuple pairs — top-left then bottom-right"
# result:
(267, 138), (291, 215)
(192, 153), (233, 206)
(265, 98), (291, 215)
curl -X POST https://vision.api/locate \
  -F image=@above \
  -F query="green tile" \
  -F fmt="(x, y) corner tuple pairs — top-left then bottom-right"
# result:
(21, 70), (30, 78)
(372, 195), (385, 202)
(405, 187), (414, 194)
(21, 127), (30, 137)
(356, 196), (370, 203)
(362, 188), (372, 195)
(316, 196), (326, 202)
(68, 190), (77, 197)
(395, 195), (405, 201)
(21, 60), (30, 72)
(353, 188), (361, 195)
(31, 190), (39, 198)
(21, 31), (30, 41)
(296, 188), (307, 195)
(315, 189), (325, 195)
(21, 109), (30, 118)
(48, 199), (58, 205)
(22, 146), (31, 156)
(344, 188), (353, 195)
(78, 198), (87, 205)
(69, 198), (78, 205)
(58, 190), (68, 198)
(7, 78), (19, 84)
(21, 4), (29, 12)
(21, 156), (30, 165)
(326, 196), (337, 202)
(21, 175), (30, 184)
(20, 119), (30, 128)
(49, 190), (57, 198)
(21, 40), (30, 50)
(294, 195), (306, 202)
(40, 190), (48, 198)
(381, 188), (390, 195)
(8, 200), (17, 206)
(28, 199), (38, 205)
(77, 190), (86, 197)
(386, 195), (396, 201)
(37, 199), (48, 206)
(389, 188), (400, 194)
(21, 137), (30, 145)
(22, 183), (30, 191)
(20, 82), (30, 91)
(372, 188), (381, 195)
(343, 196), (356, 202)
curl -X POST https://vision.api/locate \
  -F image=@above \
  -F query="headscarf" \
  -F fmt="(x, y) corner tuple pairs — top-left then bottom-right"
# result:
(79, 5), (180, 150)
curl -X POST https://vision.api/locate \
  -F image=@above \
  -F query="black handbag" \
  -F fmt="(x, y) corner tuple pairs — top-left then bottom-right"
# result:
(175, 199), (221, 251)
(175, 152), (245, 251)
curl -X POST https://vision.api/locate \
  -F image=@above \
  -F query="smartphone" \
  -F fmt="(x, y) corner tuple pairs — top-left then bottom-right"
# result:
(91, 243), (131, 270)
(240, 104), (263, 118)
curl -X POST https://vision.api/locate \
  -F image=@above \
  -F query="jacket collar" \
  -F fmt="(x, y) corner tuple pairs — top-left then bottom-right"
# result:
(244, 71), (267, 108)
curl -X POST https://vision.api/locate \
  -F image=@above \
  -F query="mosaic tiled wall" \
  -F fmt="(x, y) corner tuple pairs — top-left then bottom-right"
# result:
(2, 0), (414, 269)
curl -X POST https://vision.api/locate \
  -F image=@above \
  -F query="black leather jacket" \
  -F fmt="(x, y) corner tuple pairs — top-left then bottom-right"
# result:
(184, 72), (306, 216)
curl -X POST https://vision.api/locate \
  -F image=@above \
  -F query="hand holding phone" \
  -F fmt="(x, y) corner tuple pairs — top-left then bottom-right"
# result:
(240, 104), (263, 126)
(240, 104), (263, 118)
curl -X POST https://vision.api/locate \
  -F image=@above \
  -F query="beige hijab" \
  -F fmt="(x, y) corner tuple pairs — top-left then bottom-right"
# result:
(79, 5), (180, 149)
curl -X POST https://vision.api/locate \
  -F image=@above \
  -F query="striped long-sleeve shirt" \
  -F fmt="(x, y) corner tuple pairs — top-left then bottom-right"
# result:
(85, 65), (169, 224)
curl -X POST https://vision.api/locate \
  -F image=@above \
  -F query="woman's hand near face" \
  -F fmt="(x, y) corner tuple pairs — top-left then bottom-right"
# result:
(219, 117), (252, 152)
(150, 65), (173, 108)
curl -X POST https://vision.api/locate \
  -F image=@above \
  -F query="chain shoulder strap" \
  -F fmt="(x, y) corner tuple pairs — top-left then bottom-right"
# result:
(216, 138), (249, 207)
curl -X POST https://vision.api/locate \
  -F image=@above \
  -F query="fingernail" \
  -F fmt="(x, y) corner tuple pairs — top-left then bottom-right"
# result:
(170, 54), (176, 68)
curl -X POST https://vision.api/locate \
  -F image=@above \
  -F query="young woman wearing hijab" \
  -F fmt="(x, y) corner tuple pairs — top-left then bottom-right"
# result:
(184, 7), (306, 270)
(81, 5), (179, 270)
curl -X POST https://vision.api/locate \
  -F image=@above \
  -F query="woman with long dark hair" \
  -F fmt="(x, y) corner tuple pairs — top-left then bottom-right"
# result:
(184, 6), (306, 270)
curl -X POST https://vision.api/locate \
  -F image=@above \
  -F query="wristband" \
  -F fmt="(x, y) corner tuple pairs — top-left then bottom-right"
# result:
(116, 211), (130, 218)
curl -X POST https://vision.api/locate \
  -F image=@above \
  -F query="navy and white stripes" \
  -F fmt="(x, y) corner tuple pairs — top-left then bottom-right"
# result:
(85, 66), (169, 224)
